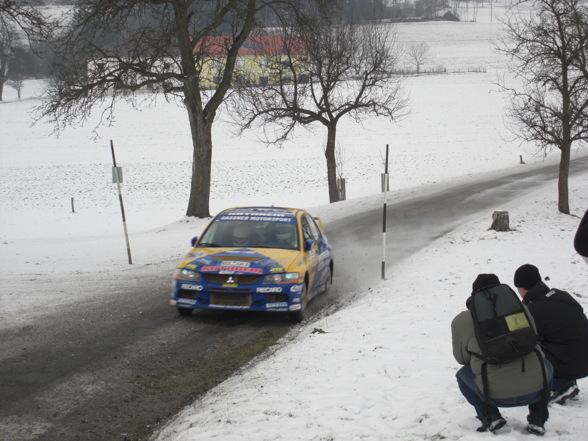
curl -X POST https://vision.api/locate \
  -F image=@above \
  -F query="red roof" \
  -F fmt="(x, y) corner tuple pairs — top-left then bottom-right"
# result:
(193, 36), (307, 56)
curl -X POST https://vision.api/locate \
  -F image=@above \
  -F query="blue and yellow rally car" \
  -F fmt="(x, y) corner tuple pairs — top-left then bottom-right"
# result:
(170, 207), (334, 322)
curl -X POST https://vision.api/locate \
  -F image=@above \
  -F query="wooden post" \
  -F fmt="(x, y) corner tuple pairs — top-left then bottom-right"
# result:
(337, 178), (346, 201)
(490, 211), (511, 232)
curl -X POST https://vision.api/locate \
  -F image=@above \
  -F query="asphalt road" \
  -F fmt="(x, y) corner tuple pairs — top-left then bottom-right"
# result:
(1, 157), (586, 441)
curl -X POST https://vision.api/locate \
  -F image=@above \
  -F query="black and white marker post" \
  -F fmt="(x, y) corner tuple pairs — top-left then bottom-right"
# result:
(382, 144), (389, 280)
(110, 140), (133, 264)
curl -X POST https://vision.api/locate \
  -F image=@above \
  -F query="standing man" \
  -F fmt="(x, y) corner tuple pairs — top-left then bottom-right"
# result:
(452, 274), (551, 435)
(514, 264), (588, 404)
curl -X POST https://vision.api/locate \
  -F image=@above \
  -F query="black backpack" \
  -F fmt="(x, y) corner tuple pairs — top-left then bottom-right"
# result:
(469, 284), (548, 425)
(470, 283), (538, 364)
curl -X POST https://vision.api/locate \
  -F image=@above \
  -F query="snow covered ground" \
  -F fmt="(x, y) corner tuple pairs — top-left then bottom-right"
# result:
(1, 2), (587, 440)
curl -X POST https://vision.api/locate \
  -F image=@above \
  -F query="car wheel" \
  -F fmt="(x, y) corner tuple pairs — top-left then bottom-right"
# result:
(290, 282), (308, 323)
(177, 307), (193, 317)
(322, 264), (332, 294)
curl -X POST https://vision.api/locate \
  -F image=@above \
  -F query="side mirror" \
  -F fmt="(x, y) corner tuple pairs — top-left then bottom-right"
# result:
(191, 237), (198, 247)
(304, 239), (315, 251)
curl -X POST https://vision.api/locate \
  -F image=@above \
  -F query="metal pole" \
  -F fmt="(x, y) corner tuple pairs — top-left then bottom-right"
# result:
(110, 140), (133, 264)
(382, 144), (389, 280)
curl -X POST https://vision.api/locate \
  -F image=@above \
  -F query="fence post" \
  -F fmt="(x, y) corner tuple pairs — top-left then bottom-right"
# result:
(337, 178), (346, 201)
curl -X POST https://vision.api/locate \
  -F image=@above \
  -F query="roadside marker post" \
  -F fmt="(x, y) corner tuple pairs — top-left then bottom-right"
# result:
(382, 144), (389, 280)
(110, 140), (133, 264)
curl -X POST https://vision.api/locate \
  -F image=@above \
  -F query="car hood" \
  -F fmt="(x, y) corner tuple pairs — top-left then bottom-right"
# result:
(177, 247), (303, 275)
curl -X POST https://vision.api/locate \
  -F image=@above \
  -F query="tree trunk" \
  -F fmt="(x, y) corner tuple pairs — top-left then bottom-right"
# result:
(490, 211), (510, 232)
(325, 124), (340, 203)
(186, 117), (213, 218)
(558, 144), (571, 215)
(0, 55), (5, 101)
(558, 75), (571, 215)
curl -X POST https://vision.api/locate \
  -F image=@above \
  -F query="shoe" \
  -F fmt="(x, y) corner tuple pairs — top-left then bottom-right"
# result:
(477, 417), (506, 433)
(550, 381), (580, 405)
(527, 415), (546, 436)
(527, 422), (545, 436)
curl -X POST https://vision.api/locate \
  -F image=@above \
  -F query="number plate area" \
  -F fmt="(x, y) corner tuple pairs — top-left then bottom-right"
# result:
(210, 292), (252, 307)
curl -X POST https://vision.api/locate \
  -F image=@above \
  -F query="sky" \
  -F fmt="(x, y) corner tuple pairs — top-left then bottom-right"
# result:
(1, 1), (588, 440)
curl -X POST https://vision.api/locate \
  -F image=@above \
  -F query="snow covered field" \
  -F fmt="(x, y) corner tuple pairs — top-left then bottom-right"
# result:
(1, 2), (587, 440)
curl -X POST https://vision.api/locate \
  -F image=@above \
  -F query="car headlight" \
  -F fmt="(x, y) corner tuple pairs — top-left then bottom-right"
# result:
(175, 268), (202, 282)
(263, 272), (300, 284)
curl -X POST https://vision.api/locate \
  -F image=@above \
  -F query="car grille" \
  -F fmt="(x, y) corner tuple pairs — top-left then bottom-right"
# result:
(179, 290), (198, 299)
(210, 293), (252, 307)
(203, 274), (261, 284)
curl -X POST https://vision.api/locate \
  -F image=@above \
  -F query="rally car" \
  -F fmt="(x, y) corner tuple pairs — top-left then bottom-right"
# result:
(170, 207), (334, 322)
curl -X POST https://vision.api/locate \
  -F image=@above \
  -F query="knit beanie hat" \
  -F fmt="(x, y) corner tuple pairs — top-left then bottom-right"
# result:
(514, 264), (542, 289)
(471, 273), (500, 293)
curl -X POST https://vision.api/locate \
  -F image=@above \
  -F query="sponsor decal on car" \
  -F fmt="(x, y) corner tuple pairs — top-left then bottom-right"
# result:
(209, 304), (250, 310)
(181, 284), (203, 291)
(290, 284), (303, 293)
(220, 261), (250, 268)
(177, 298), (197, 305)
(266, 302), (288, 309)
(256, 287), (283, 293)
(201, 266), (263, 274)
(289, 304), (302, 311)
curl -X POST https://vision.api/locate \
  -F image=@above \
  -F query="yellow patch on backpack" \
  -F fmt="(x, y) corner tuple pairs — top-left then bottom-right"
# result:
(505, 312), (530, 331)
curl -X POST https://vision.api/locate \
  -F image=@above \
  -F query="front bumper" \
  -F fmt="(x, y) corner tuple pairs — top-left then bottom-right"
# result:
(170, 280), (303, 312)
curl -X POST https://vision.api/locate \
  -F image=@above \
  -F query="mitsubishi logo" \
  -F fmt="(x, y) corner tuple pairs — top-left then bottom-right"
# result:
(226, 276), (236, 284)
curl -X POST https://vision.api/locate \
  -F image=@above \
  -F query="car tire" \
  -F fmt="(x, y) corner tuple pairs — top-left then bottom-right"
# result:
(290, 282), (308, 323)
(322, 264), (332, 294)
(177, 307), (193, 317)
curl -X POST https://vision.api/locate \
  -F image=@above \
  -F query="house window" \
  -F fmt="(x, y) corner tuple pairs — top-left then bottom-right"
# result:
(243, 41), (262, 50)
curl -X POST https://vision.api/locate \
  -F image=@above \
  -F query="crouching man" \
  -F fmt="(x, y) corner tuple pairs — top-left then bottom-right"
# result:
(451, 274), (553, 435)
(514, 264), (588, 404)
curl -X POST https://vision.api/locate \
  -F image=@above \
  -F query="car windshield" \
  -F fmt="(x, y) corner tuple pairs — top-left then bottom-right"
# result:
(198, 219), (299, 250)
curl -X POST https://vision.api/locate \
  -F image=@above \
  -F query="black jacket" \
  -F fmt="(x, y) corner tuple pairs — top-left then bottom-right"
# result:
(523, 282), (588, 379)
(575, 208), (588, 257)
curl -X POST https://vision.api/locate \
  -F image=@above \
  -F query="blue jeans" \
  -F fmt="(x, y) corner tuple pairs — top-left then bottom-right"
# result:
(456, 362), (553, 424)
(551, 376), (576, 393)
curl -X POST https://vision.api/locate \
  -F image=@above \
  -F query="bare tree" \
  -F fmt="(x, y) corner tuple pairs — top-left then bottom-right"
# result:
(7, 77), (23, 98)
(37, 0), (303, 218)
(0, 18), (18, 100)
(0, 1), (54, 98)
(232, 7), (408, 203)
(406, 41), (431, 75)
(0, 0), (52, 42)
(495, 0), (588, 214)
